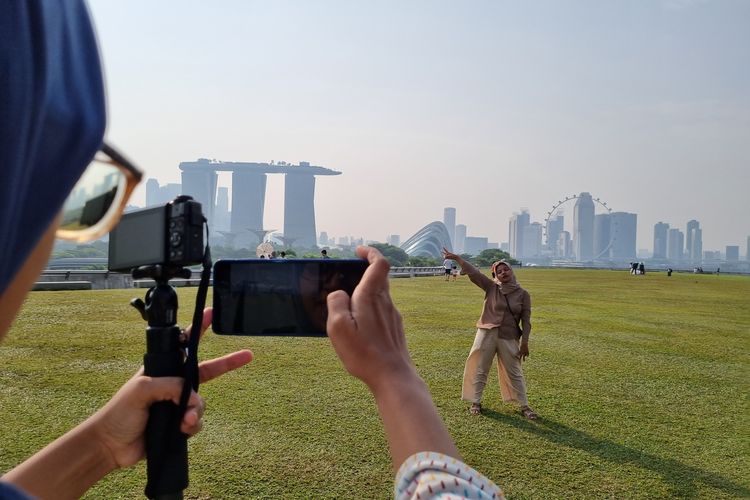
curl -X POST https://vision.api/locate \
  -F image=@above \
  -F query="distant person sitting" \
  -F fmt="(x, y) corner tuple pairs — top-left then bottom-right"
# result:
(321, 249), (330, 259)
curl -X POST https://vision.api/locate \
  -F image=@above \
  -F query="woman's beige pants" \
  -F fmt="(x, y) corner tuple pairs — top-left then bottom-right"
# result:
(461, 327), (529, 406)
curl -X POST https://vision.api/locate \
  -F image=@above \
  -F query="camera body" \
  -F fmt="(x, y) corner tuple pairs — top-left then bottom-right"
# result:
(108, 196), (204, 272)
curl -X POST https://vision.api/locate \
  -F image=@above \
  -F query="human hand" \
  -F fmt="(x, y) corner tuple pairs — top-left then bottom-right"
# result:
(518, 341), (529, 361)
(89, 308), (253, 469)
(442, 247), (460, 262)
(326, 246), (416, 392)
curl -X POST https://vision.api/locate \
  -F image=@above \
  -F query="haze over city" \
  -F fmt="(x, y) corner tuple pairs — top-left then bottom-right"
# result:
(88, 0), (749, 252)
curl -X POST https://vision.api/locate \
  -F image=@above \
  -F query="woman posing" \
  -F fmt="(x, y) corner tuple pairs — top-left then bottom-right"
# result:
(442, 249), (538, 419)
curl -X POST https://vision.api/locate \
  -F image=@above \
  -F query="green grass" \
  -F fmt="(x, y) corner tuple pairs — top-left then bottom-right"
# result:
(1, 269), (748, 499)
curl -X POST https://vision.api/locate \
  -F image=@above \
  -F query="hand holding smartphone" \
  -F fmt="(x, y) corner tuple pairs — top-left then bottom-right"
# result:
(212, 259), (368, 336)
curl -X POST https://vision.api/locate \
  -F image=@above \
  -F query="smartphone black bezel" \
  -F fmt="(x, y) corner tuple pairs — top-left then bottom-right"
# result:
(211, 258), (368, 337)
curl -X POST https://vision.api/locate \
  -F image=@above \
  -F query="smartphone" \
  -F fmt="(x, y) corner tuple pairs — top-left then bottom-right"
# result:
(212, 259), (368, 336)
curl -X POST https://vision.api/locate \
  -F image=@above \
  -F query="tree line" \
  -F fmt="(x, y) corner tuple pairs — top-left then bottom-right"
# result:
(52, 241), (518, 268)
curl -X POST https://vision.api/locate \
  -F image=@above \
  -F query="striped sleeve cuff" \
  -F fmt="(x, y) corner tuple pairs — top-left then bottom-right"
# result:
(394, 452), (504, 499)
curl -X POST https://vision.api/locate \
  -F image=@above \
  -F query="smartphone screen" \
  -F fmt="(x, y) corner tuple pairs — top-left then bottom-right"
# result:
(212, 259), (368, 336)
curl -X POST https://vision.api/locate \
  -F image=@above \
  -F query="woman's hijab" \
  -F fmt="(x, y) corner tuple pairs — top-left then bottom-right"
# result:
(492, 260), (520, 295)
(0, 1), (106, 293)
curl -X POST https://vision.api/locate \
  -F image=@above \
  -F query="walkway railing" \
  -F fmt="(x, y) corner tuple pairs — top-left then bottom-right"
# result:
(388, 266), (444, 278)
(34, 266), (446, 290)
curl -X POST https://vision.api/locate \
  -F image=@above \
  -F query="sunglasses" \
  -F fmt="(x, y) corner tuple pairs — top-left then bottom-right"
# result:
(56, 143), (143, 243)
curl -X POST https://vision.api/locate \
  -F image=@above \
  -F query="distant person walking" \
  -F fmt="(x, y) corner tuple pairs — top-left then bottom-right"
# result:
(630, 262), (638, 275)
(639, 262), (645, 275)
(443, 257), (454, 281)
(667, 268), (673, 277)
(451, 265), (459, 281)
(442, 248), (538, 419)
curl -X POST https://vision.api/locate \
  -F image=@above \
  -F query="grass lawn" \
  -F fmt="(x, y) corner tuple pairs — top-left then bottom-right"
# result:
(1, 269), (748, 499)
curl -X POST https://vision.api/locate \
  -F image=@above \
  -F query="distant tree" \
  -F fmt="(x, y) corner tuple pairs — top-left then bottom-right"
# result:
(51, 243), (107, 259)
(334, 248), (356, 259)
(211, 246), (255, 259)
(370, 243), (409, 267)
(473, 248), (519, 267)
(406, 255), (440, 267)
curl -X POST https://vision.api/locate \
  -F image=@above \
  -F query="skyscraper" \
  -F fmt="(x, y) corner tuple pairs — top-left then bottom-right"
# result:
(686, 220), (702, 261)
(593, 214), (611, 259)
(726, 246), (739, 261)
(180, 159), (340, 250)
(464, 236), (488, 256)
(146, 178), (160, 207)
(653, 222), (669, 259)
(214, 186), (230, 232)
(689, 228), (702, 263)
(557, 231), (571, 258)
(573, 192), (595, 261)
(230, 171), (267, 239)
(546, 215), (564, 255)
(610, 212), (637, 259)
(522, 223), (543, 258)
(443, 207), (456, 247)
(145, 178), (182, 207)
(455, 224), (467, 254)
(283, 173), (318, 248)
(181, 168), (217, 226)
(667, 228), (684, 261)
(387, 234), (400, 247)
(509, 211), (530, 259)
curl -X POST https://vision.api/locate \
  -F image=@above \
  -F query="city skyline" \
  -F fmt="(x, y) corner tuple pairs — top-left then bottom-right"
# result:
(144, 175), (746, 255)
(89, 1), (749, 251)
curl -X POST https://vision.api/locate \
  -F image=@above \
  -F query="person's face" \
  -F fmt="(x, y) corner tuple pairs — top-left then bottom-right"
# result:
(1, 145), (142, 342)
(495, 263), (512, 283)
(0, 215), (60, 341)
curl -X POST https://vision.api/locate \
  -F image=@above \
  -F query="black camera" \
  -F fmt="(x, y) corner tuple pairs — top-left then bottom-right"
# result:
(108, 195), (205, 272)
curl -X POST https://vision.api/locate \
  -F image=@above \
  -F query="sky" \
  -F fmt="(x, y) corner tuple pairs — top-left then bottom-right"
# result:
(88, 0), (750, 252)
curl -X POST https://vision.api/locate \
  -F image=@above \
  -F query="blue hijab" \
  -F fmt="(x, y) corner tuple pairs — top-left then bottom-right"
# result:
(0, 1), (106, 293)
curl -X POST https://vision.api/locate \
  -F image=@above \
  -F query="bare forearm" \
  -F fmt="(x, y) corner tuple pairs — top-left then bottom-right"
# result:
(370, 368), (460, 470)
(4, 420), (114, 499)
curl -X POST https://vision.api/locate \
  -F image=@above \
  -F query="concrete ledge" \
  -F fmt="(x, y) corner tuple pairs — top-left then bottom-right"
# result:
(33, 281), (92, 291)
(134, 279), (211, 288)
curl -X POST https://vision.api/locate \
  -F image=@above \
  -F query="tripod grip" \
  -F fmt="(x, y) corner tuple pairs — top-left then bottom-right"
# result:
(143, 337), (188, 499)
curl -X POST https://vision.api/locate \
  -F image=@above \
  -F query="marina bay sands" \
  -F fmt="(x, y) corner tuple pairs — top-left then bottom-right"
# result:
(179, 159), (341, 248)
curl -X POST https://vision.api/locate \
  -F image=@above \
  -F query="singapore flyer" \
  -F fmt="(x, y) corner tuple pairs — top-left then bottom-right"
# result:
(543, 193), (616, 261)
